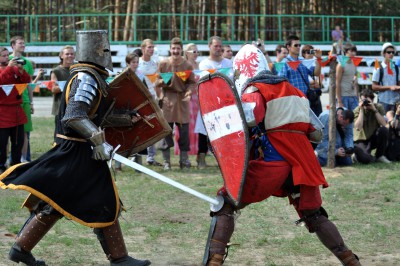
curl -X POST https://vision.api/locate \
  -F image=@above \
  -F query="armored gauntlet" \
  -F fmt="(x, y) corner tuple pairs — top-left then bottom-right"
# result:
(67, 118), (113, 160)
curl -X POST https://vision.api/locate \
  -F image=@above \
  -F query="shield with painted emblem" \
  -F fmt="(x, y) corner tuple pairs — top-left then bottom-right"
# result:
(104, 68), (172, 157)
(197, 72), (250, 206)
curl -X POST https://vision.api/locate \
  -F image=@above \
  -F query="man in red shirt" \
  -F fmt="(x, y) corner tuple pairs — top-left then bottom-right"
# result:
(0, 46), (31, 173)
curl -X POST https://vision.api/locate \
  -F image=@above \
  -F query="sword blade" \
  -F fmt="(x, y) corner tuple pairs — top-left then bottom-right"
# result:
(112, 153), (221, 206)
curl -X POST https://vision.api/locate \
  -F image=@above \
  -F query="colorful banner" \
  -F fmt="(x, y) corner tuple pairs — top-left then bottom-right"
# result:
(350, 56), (363, 67)
(145, 73), (158, 84)
(273, 62), (285, 72)
(14, 83), (28, 95)
(57, 81), (67, 92)
(1, 85), (14, 96)
(217, 67), (232, 76)
(175, 70), (192, 82)
(29, 83), (40, 93)
(287, 61), (301, 71)
(160, 72), (173, 84)
(374, 58), (380, 69)
(340, 56), (350, 67)
(301, 59), (315, 69)
(317, 56), (331, 67)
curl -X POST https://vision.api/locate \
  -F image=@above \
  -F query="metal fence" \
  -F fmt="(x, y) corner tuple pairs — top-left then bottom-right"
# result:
(1, 13), (399, 46)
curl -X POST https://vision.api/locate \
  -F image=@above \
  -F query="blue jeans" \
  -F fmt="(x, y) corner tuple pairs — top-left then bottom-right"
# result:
(341, 96), (359, 112)
(318, 155), (352, 167)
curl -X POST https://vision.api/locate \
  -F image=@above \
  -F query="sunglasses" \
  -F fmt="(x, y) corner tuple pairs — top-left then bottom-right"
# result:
(187, 50), (199, 54)
(385, 51), (395, 55)
(293, 44), (301, 47)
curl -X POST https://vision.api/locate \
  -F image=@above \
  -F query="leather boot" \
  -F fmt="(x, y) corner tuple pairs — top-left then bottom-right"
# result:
(179, 151), (191, 169)
(9, 212), (61, 266)
(307, 211), (361, 266)
(206, 253), (224, 266)
(162, 149), (171, 170)
(197, 153), (207, 169)
(94, 220), (151, 266)
(337, 250), (361, 266)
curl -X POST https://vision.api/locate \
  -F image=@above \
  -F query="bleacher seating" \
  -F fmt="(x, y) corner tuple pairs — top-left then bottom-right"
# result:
(7, 44), (397, 89)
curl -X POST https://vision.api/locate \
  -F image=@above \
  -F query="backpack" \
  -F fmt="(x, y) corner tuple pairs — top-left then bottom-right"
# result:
(379, 63), (399, 85)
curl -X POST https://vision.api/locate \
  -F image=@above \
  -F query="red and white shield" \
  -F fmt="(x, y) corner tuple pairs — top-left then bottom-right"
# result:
(197, 72), (250, 206)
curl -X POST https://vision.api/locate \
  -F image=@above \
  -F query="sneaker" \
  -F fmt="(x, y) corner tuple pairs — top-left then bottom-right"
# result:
(147, 160), (162, 166)
(163, 162), (171, 170)
(351, 154), (358, 164)
(377, 155), (391, 164)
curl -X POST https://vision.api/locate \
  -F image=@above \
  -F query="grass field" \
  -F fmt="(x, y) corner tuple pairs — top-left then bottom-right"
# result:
(0, 117), (399, 266)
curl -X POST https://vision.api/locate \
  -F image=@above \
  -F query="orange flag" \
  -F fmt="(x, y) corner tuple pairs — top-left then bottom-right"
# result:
(374, 58), (380, 69)
(14, 83), (28, 95)
(350, 56), (363, 67)
(146, 73), (158, 84)
(175, 70), (192, 82)
(287, 61), (301, 71)
(207, 69), (217, 74)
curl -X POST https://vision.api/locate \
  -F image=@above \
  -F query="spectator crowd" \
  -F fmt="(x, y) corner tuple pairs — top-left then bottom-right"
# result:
(1, 32), (400, 174)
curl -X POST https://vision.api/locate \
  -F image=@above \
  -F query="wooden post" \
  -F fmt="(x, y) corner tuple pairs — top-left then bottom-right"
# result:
(327, 47), (338, 168)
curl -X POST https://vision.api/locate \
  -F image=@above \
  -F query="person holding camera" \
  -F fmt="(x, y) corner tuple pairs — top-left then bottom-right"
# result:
(0, 46), (31, 173)
(315, 107), (355, 167)
(372, 43), (400, 113)
(302, 44), (323, 117)
(10, 36), (35, 162)
(353, 89), (391, 164)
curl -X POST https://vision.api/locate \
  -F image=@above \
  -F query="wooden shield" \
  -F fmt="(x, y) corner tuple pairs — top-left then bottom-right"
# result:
(197, 72), (250, 206)
(105, 68), (171, 157)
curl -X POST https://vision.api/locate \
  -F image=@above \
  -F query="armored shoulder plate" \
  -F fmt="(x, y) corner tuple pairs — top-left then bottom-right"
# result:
(74, 72), (98, 106)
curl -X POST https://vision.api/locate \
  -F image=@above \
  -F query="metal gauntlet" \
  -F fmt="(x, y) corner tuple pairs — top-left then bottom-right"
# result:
(67, 118), (113, 161)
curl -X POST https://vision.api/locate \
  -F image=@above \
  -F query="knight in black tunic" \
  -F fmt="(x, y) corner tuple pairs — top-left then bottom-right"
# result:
(0, 30), (151, 266)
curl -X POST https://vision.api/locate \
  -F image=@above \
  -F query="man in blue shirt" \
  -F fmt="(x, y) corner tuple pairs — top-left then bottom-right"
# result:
(315, 108), (355, 166)
(278, 35), (322, 95)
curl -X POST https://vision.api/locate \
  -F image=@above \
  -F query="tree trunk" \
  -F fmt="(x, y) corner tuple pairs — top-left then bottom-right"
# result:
(123, 0), (133, 41)
(226, 0), (234, 40)
(171, 0), (177, 37)
(128, 0), (138, 41)
(113, 0), (121, 41)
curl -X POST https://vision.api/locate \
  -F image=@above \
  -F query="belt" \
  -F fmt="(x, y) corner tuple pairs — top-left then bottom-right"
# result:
(56, 134), (87, 142)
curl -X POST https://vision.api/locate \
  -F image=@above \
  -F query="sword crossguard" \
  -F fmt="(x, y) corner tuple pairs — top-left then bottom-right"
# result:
(108, 144), (121, 168)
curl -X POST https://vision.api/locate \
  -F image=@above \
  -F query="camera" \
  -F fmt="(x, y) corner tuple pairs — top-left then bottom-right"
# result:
(309, 49), (316, 54)
(362, 99), (371, 106)
(14, 57), (26, 65)
(345, 147), (354, 155)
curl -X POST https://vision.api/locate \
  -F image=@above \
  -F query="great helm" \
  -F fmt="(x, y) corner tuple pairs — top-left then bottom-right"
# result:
(75, 30), (113, 71)
(233, 44), (270, 95)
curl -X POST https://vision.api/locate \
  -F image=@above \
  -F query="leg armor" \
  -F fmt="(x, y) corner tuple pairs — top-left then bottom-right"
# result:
(301, 208), (361, 266)
(9, 205), (62, 266)
(93, 219), (151, 266)
(203, 203), (236, 266)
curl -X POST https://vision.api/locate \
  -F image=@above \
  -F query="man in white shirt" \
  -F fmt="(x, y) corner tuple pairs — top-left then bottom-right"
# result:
(196, 36), (233, 168)
(138, 39), (162, 166)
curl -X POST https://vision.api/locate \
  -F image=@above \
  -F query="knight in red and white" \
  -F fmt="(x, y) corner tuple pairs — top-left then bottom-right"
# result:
(203, 44), (361, 266)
